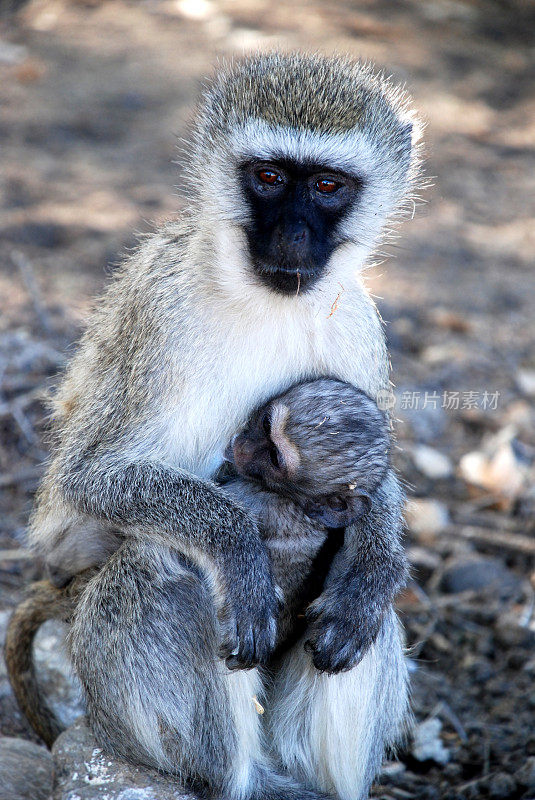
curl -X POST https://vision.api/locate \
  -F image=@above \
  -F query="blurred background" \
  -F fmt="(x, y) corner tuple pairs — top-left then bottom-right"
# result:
(0, 1), (534, 798)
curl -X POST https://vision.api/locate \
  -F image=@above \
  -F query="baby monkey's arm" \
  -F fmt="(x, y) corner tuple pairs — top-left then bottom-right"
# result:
(305, 469), (407, 674)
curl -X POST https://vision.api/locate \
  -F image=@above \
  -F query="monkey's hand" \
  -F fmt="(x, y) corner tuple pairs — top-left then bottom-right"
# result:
(304, 568), (386, 674)
(305, 470), (408, 674)
(215, 530), (281, 670)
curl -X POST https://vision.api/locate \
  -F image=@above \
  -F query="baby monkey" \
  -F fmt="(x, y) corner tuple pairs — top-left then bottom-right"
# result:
(6, 378), (404, 745)
(221, 377), (394, 664)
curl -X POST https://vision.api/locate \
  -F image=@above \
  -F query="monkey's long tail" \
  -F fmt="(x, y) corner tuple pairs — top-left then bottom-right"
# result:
(4, 579), (76, 748)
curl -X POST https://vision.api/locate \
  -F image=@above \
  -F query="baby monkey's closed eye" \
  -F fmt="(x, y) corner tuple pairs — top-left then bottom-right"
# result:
(268, 442), (282, 470)
(261, 412), (272, 436)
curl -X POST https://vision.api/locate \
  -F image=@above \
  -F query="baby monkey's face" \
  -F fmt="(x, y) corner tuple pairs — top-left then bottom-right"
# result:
(225, 379), (390, 528)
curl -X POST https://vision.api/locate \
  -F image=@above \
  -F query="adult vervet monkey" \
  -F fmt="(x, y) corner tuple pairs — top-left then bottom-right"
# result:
(26, 52), (421, 800)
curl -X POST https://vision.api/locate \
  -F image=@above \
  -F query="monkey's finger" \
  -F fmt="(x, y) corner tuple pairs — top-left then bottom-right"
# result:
(236, 623), (257, 667)
(254, 610), (279, 663)
(304, 597), (328, 622)
(308, 625), (372, 674)
(219, 641), (238, 660)
(303, 637), (315, 654)
(225, 654), (255, 671)
(218, 623), (240, 660)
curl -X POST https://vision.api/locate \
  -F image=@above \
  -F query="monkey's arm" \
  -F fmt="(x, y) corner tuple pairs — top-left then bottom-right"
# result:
(58, 453), (279, 668)
(305, 469), (407, 674)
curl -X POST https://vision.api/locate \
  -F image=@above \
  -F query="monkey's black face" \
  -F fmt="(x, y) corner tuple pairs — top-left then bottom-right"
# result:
(240, 160), (360, 294)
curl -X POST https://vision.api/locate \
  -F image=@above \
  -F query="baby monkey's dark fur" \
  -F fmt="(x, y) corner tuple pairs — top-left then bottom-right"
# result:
(5, 378), (405, 746)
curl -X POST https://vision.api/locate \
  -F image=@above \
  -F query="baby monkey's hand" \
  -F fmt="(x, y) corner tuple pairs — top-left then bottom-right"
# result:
(305, 472), (408, 674)
(304, 568), (384, 674)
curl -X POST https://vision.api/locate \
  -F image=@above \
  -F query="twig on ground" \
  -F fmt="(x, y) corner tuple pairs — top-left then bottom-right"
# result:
(448, 524), (535, 555)
(428, 701), (468, 742)
(0, 548), (33, 561)
(0, 465), (44, 488)
(0, 389), (43, 417)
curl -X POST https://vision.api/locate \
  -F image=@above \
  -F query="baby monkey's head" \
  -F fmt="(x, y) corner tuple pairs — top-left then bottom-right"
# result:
(226, 379), (390, 528)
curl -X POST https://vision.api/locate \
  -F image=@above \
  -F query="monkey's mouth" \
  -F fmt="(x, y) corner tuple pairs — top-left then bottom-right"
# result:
(254, 262), (321, 295)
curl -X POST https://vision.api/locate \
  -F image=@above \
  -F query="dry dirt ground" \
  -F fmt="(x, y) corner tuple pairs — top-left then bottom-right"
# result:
(0, 1), (534, 798)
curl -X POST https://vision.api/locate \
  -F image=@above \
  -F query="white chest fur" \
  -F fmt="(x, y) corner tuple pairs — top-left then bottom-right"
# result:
(160, 265), (386, 478)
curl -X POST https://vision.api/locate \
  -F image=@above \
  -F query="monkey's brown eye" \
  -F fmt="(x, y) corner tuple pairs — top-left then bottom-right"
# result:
(257, 169), (283, 186)
(315, 178), (340, 194)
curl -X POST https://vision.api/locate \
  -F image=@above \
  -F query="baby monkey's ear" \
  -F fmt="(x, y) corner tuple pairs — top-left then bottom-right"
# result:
(303, 491), (371, 528)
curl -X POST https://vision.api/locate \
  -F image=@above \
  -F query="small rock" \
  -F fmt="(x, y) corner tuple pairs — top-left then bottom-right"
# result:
(397, 395), (447, 443)
(380, 760), (406, 778)
(176, 0), (214, 21)
(459, 426), (534, 500)
(516, 757), (535, 790)
(405, 498), (449, 540)
(0, 39), (28, 65)
(53, 718), (192, 799)
(0, 736), (54, 800)
(428, 307), (472, 333)
(421, 341), (468, 365)
(441, 557), (522, 599)
(516, 369), (535, 397)
(487, 771), (516, 799)
(411, 445), (454, 480)
(495, 612), (535, 647)
(411, 717), (450, 765)
(15, 59), (47, 84)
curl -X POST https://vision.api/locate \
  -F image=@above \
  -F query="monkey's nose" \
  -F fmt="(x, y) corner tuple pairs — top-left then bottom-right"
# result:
(292, 225), (309, 245)
(223, 435), (237, 463)
(230, 436), (259, 472)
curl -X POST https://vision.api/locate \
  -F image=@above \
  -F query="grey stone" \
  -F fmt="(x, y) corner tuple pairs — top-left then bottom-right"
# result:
(0, 736), (54, 800)
(396, 394), (447, 443)
(404, 498), (449, 540)
(441, 557), (522, 599)
(52, 719), (192, 799)
(516, 756), (535, 790)
(410, 444), (453, 480)
(487, 771), (516, 799)
(411, 718), (450, 765)
(34, 620), (85, 729)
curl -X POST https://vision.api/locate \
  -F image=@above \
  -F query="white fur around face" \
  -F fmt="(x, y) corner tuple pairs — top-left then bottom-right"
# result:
(231, 121), (383, 177)
(197, 120), (407, 297)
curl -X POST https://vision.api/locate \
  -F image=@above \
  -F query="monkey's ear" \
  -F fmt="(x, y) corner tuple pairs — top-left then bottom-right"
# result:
(303, 492), (371, 528)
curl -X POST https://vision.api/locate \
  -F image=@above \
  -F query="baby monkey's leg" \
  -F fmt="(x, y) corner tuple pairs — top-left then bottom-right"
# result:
(69, 539), (332, 800)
